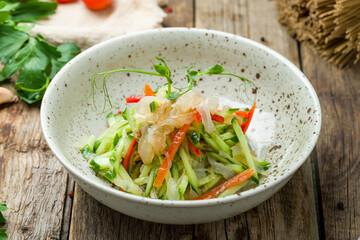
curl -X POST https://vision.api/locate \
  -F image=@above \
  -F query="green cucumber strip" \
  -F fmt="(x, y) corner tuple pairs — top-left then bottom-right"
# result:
(139, 164), (153, 178)
(96, 119), (128, 154)
(112, 133), (120, 149)
(198, 173), (218, 186)
(124, 106), (141, 136)
(90, 157), (113, 174)
(118, 164), (135, 183)
(145, 164), (156, 197)
(149, 101), (159, 113)
(207, 152), (232, 164)
(209, 131), (232, 157)
(114, 129), (127, 163)
(170, 162), (180, 182)
(231, 118), (259, 183)
(234, 152), (270, 171)
(113, 176), (143, 196)
(149, 188), (158, 199)
(134, 176), (148, 186)
(94, 151), (114, 160)
(215, 123), (230, 133)
(93, 140), (101, 152)
(178, 174), (189, 200)
(225, 163), (245, 173)
(217, 180), (250, 198)
(81, 145), (96, 160)
(223, 108), (239, 119)
(131, 161), (142, 179)
(225, 139), (237, 147)
(190, 131), (200, 145)
(220, 132), (236, 141)
(104, 171), (116, 181)
(80, 135), (96, 150)
(204, 134), (221, 152)
(157, 181), (167, 199)
(179, 147), (199, 195)
(191, 121), (204, 134)
(165, 177), (179, 200)
(106, 112), (115, 126)
(202, 174), (222, 193)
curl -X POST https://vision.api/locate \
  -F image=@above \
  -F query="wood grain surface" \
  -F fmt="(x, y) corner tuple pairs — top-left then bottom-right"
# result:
(302, 45), (360, 240)
(0, 0), (359, 239)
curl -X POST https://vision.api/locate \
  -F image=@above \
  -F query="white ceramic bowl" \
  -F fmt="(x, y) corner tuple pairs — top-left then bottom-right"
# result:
(40, 28), (321, 224)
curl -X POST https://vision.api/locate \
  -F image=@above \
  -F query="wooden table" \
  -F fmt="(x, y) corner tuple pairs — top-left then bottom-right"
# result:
(1, 0), (359, 239)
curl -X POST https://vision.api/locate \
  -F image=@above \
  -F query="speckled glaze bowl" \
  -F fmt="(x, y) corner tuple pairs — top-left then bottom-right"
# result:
(40, 28), (321, 224)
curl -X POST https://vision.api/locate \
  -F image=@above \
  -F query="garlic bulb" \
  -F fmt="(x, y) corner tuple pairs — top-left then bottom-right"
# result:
(0, 87), (18, 105)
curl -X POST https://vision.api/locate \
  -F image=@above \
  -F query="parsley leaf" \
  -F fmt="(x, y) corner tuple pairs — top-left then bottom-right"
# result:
(0, 25), (28, 64)
(0, 228), (7, 240)
(0, 1), (80, 104)
(0, 202), (7, 239)
(9, 1), (57, 23)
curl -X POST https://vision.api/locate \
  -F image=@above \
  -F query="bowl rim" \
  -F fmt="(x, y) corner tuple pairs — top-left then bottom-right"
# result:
(41, 27), (321, 208)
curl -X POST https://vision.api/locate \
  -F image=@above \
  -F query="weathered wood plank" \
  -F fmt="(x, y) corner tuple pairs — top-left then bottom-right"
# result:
(302, 45), (360, 240)
(163, 0), (194, 28)
(195, 0), (319, 239)
(0, 100), (69, 239)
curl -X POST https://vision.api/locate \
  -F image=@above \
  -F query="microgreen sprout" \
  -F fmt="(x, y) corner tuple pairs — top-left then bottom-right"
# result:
(90, 57), (257, 114)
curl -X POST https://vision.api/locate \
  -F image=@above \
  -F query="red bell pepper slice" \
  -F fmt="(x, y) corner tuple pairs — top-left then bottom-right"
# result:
(125, 95), (144, 103)
(188, 137), (201, 157)
(122, 138), (137, 171)
(210, 113), (225, 123)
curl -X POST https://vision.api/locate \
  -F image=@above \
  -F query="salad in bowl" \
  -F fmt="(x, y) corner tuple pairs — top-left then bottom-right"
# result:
(77, 57), (270, 201)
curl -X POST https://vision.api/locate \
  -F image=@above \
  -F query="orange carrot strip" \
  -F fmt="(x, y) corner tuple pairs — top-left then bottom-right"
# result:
(241, 102), (256, 133)
(194, 168), (255, 200)
(143, 83), (156, 96)
(153, 124), (190, 187)
(234, 110), (248, 118)
(122, 138), (137, 171)
(188, 137), (201, 156)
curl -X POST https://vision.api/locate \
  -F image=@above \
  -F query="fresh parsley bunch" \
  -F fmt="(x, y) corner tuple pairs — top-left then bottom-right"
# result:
(0, 0), (80, 103)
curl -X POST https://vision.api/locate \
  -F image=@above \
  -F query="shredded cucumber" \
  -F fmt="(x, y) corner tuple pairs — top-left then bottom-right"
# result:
(81, 61), (270, 200)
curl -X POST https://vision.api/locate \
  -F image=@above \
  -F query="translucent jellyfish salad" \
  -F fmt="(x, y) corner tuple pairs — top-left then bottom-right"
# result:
(78, 57), (270, 200)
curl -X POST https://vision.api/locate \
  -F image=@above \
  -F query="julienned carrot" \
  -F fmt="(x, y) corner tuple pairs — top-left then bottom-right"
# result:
(143, 83), (156, 96)
(188, 137), (201, 156)
(126, 95), (144, 103)
(235, 110), (248, 118)
(241, 102), (256, 133)
(194, 168), (255, 200)
(122, 138), (137, 171)
(211, 113), (224, 123)
(153, 124), (190, 187)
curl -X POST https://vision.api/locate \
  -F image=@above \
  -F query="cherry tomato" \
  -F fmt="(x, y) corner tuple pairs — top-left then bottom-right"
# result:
(82, 0), (113, 11)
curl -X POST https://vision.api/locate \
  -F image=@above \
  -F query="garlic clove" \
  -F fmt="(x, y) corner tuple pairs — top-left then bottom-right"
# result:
(0, 87), (18, 105)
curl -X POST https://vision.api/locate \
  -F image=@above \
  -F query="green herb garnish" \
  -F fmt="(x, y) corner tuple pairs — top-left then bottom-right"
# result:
(91, 57), (257, 114)
(0, 1), (80, 104)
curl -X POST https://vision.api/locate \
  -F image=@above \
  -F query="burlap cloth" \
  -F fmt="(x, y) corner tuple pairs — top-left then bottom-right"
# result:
(30, 0), (167, 49)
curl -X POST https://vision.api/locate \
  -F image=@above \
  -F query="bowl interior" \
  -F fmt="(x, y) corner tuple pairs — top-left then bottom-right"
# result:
(41, 28), (321, 204)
